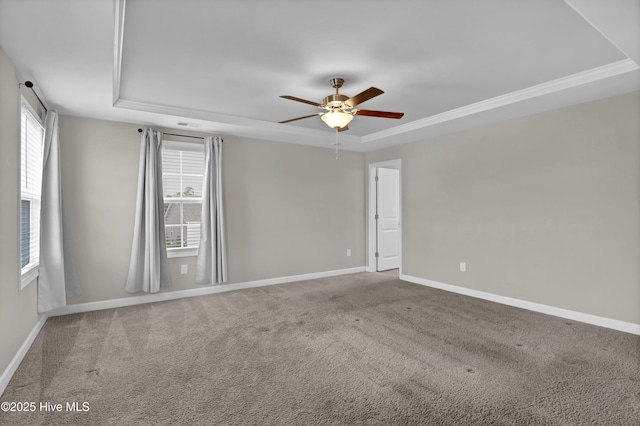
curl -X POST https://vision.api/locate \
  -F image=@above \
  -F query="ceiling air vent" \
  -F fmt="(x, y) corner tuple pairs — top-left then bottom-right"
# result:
(177, 122), (202, 128)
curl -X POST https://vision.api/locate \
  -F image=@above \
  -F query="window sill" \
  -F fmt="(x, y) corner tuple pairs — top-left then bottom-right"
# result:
(167, 248), (198, 259)
(20, 266), (39, 290)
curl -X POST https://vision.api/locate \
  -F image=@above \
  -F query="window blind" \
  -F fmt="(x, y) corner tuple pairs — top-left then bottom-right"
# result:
(20, 103), (44, 275)
(162, 142), (205, 250)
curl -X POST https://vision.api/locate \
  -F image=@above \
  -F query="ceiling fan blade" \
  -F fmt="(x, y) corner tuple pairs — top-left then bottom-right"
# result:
(354, 109), (404, 119)
(345, 87), (384, 107)
(280, 95), (322, 107)
(279, 113), (322, 124)
(338, 125), (349, 132)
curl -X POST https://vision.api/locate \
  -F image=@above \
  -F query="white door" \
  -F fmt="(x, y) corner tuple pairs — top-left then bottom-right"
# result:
(376, 168), (400, 271)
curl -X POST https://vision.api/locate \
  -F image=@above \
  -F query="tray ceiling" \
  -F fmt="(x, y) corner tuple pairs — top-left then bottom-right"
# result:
(1, 0), (638, 151)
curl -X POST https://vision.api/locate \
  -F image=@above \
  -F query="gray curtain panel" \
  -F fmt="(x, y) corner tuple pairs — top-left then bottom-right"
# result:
(125, 128), (171, 293)
(38, 110), (81, 312)
(196, 136), (227, 284)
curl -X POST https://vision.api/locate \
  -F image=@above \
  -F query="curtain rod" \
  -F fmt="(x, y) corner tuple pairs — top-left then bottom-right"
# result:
(19, 81), (48, 112)
(137, 128), (223, 142)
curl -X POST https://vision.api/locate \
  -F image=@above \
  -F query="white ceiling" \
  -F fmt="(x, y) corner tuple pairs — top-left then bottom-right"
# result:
(0, 0), (638, 152)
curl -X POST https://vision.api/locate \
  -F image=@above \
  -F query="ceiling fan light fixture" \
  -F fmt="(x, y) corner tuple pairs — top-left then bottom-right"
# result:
(279, 78), (403, 131)
(321, 110), (353, 129)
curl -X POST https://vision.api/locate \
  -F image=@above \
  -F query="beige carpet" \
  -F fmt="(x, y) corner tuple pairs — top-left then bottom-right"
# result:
(1, 272), (639, 425)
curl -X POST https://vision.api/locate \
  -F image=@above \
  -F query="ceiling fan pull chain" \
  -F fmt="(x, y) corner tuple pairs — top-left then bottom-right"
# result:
(335, 129), (339, 160)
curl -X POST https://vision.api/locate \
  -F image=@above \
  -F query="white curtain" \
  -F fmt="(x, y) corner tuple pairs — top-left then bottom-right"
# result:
(196, 136), (227, 284)
(125, 128), (171, 293)
(38, 110), (81, 312)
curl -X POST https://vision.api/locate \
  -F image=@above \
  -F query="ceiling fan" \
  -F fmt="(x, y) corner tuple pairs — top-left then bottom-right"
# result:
(279, 78), (404, 132)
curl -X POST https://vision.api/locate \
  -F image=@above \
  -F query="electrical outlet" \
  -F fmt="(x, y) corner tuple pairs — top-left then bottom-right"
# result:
(180, 264), (188, 275)
(347, 249), (352, 257)
(460, 262), (466, 272)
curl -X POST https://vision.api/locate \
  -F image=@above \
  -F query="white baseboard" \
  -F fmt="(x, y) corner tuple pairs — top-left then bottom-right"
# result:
(0, 315), (48, 397)
(401, 274), (640, 336)
(47, 266), (366, 317)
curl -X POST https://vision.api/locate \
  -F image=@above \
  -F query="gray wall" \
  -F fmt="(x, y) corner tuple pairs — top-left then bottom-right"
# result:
(0, 48), (44, 377)
(58, 116), (366, 304)
(366, 91), (640, 324)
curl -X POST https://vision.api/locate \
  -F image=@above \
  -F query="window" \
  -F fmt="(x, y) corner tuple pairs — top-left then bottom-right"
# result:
(162, 141), (204, 257)
(20, 97), (44, 288)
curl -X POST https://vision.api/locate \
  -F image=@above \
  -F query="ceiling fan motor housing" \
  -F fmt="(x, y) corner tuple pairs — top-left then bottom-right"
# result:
(324, 94), (349, 110)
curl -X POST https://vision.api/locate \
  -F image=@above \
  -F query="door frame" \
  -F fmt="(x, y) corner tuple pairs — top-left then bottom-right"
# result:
(367, 159), (402, 273)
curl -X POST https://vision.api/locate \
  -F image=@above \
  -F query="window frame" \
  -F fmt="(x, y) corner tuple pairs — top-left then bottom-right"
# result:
(18, 95), (45, 290)
(162, 140), (205, 259)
